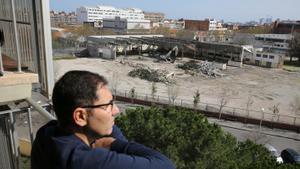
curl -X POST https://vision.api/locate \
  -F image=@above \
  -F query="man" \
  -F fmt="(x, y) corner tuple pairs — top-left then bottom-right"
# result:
(31, 70), (175, 169)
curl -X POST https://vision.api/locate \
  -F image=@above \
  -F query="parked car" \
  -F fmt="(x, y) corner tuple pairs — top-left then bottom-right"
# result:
(264, 144), (283, 163)
(281, 148), (300, 164)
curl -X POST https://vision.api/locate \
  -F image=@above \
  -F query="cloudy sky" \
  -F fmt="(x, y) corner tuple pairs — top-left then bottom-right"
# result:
(50, 0), (300, 22)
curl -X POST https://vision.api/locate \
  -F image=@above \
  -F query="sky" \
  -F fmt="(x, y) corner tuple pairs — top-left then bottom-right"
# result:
(50, 0), (300, 23)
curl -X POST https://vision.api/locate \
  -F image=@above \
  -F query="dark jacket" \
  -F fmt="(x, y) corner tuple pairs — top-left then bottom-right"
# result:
(31, 120), (175, 169)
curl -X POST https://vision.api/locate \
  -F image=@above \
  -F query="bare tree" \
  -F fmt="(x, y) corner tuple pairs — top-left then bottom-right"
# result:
(151, 82), (157, 100)
(246, 95), (254, 118)
(110, 72), (119, 97)
(130, 87), (136, 99)
(290, 96), (300, 116)
(218, 89), (230, 119)
(269, 103), (280, 122)
(193, 89), (201, 108)
(167, 83), (179, 105)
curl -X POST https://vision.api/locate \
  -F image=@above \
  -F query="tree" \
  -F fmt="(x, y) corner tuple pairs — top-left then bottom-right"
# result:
(269, 104), (280, 123)
(129, 87), (136, 99)
(150, 82), (157, 100)
(115, 106), (298, 169)
(110, 72), (119, 97)
(175, 30), (195, 40)
(218, 89), (230, 119)
(290, 96), (300, 116)
(289, 33), (300, 64)
(167, 83), (179, 105)
(150, 27), (171, 37)
(245, 95), (254, 123)
(193, 89), (200, 108)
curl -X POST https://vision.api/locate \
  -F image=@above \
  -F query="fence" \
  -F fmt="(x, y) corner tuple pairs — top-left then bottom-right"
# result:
(0, 99), (54, 169)
(114, 89), (300, 130)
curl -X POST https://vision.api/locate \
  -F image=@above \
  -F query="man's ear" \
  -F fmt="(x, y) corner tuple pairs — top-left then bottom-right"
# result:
(73, 108), (88, 127)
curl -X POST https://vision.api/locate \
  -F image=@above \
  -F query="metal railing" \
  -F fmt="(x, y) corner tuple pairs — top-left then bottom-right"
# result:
(115, 89), (300, 126)
(0, 98), (55, 169)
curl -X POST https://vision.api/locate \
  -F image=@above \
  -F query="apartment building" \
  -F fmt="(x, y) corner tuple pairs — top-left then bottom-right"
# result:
(50, 11), (77, 26)
(77, 5), (145, 23)
(77, 5), (150, 29)
(144, 12), (165, 22)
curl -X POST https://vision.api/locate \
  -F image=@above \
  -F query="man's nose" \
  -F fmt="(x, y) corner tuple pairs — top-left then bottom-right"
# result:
(112, 104), (120, 116)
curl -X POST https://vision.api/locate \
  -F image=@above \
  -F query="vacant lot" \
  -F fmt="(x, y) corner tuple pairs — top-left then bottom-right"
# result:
(54, 56), (300, 120)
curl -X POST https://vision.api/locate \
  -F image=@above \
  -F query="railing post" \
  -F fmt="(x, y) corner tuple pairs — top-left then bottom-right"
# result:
(181, 99), (182, 106)
(11, 0), (22, 72)
(294, 117), (297, 126)
(27, 108), (34, 143)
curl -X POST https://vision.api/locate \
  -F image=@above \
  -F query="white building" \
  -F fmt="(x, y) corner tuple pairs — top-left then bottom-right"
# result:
(208, 19), (217, 30)
(76, 5), (150, 29)
(207, 19), (227, 31)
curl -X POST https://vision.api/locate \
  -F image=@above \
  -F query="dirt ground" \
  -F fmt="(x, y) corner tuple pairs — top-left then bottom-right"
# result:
(53, 56), (300, 118)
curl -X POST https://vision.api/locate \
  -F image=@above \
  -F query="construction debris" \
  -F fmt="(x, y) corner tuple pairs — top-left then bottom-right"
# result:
(177, 60), (225, 78)
(128, 66), (172, 83)
(158, 46), (178, 63)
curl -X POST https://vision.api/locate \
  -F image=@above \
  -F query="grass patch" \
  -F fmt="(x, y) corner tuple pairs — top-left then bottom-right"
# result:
(53, 56), (77, 60)
(283, 65), (300, 72)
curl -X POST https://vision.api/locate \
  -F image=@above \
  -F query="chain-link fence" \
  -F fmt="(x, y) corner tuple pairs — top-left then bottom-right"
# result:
(114, 89), (300, 126)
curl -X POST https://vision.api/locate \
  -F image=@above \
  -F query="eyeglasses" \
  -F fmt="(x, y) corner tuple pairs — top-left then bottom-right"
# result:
(81, 100), (114, 112)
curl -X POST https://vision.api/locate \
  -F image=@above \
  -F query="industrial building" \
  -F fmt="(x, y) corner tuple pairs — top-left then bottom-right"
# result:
(254, 34), (293, 56)
(85, 35), (245, 66)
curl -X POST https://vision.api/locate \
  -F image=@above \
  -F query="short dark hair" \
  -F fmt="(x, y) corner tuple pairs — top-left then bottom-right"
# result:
(52, 70), (108, 127)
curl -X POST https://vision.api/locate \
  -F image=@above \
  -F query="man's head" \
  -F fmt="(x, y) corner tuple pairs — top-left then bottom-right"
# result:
(52, 70), (119, 136)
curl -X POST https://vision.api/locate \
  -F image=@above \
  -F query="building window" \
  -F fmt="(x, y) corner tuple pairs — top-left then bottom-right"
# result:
(269, 55), (274, 59)
(263, 55), (268, 58)
(256, 54), (261, 57)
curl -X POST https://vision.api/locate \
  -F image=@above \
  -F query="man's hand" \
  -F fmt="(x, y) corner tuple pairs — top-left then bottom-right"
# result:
(92, 137), (116, 149)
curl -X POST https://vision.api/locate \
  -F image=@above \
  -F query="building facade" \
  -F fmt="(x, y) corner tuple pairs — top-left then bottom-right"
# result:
(144, 12), (165, 22)
(50, 11), (77, 26)
(246, 52), (284, 68)
(76, 5), (151, 29)
(254, 34), (293, 56)
(77, 5), (144, 23)
(184, 19), (209, 31)
(273, 20), (300, 34)
(103, 17), (127, 30)
(184, 19), (225, 31)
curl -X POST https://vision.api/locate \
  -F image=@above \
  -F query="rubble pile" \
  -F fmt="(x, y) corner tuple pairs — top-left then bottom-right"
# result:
(177, 60), (224, 78)
(128, 66), (171, 83)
